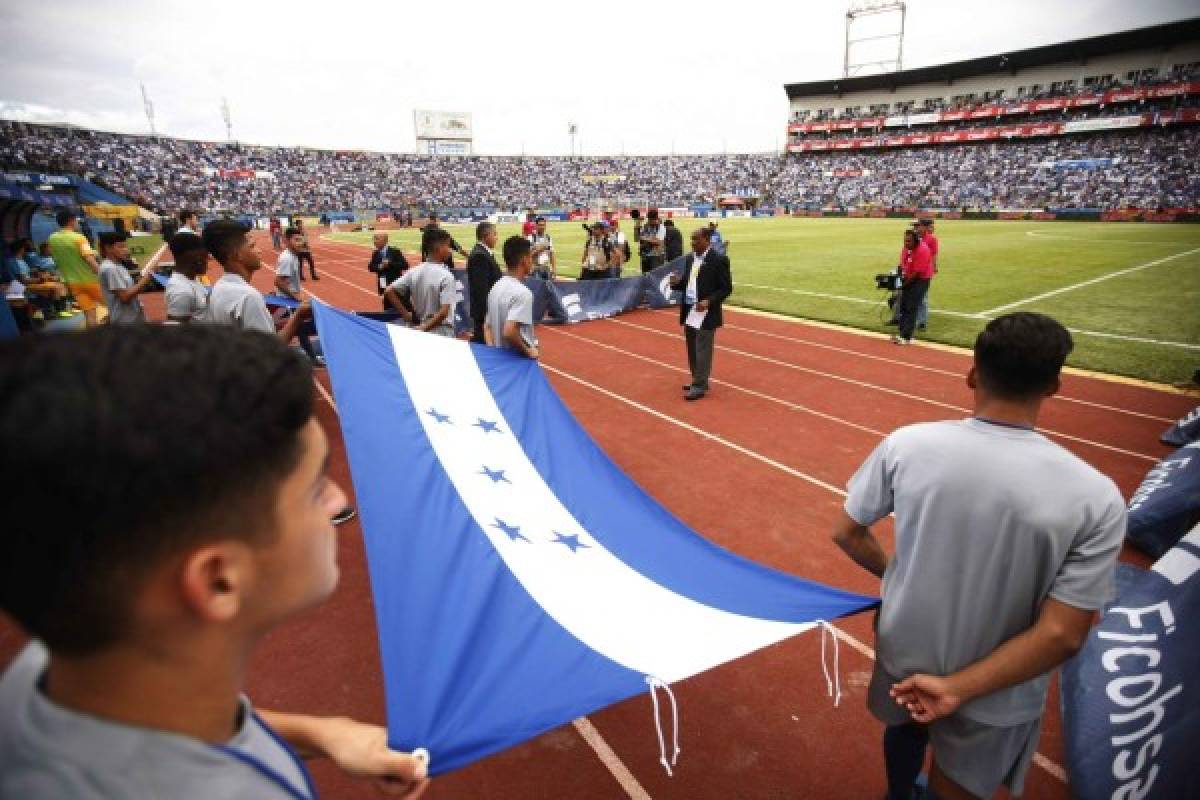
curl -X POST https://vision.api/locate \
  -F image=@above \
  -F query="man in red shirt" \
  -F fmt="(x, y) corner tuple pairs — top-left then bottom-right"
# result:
(917, 218), (939, 330)
(894, 229), (933, 345)
(521, 210), (537, 238)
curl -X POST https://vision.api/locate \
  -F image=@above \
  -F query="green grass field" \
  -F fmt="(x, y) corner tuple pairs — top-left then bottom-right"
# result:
(329, 218), (1200, 385)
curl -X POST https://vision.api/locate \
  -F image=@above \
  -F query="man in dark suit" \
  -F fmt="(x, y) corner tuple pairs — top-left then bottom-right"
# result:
(663, 219), (684, 261)
(367, 233), (409, 311)
(421, 214), (469, 269)
(466, 222), (502, 344)
(669, 226), (733, 401)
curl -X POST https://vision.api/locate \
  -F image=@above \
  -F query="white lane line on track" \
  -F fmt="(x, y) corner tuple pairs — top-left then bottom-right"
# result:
(979, 246), (1200, 316)
(572, 718), (654, 800)
(607, 318), (1160, 463)
(714, 321), (1176, 424)
(540, 361), (1067, 784)
(544, 327), (888, 439)
(312, 364), (653, 800)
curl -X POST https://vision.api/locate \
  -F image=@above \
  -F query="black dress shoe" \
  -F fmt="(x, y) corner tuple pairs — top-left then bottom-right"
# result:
(685, 387), (707, 401)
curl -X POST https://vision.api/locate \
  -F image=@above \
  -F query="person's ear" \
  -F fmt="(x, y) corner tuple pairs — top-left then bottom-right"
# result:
(179, 543), (254, 623)
(966, 365), (978, 391)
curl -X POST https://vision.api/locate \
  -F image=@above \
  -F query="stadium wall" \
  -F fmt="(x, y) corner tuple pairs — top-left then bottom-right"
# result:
(788, 44), (1200, 120)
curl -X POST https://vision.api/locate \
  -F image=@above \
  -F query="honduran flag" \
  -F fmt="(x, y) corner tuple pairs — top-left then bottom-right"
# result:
(313, 302), (877, 775)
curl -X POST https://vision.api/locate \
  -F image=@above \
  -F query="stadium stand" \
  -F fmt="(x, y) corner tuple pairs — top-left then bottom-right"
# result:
(3, 120), (1198, 215)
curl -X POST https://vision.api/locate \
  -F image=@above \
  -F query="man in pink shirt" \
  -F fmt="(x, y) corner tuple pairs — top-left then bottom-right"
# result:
(894, 229), (933, 345)
(916, 218), (939, 330)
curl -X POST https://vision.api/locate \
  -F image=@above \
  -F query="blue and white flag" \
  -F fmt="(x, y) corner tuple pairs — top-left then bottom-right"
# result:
(313, 302), (877, 775)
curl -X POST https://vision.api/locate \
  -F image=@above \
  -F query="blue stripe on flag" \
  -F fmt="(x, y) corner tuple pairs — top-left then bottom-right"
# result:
(473, 343), (877, 622)
(314, 304), (645, 775)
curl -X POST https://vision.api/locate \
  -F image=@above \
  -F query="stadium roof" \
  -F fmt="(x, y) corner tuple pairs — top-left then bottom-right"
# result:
(784, 17), (1200, 99)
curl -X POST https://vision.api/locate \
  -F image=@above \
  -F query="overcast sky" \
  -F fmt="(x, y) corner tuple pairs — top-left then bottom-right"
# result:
(0, 0), (1195, 155)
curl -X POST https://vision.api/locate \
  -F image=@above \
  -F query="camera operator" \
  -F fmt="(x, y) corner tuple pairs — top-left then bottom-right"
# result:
(637, 209), (667, 273)
(894, 229), (933, 346)
(580, 220), (621, 279)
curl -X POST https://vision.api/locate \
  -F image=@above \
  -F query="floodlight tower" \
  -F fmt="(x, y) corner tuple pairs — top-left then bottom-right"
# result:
(843, 0), (906, 78)
(141, 83), (156, 135)
(220, 96), (233, 142)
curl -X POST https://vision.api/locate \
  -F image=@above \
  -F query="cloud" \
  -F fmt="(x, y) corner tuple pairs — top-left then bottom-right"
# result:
(1, 0), (1195, 154)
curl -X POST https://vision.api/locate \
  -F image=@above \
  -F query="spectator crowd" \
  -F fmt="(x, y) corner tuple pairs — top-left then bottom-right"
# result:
(2, 120), (1197, 214)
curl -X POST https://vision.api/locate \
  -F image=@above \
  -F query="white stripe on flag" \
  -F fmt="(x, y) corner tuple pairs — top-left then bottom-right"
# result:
(388, 327), (813, 684)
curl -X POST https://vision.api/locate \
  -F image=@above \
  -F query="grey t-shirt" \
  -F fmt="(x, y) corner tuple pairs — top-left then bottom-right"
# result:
(845, 417), (1125, 726)
(275, 250), (302, 298)
(486, 275), (537, 352)
(165, 271), (210, 323)
(389, 262), (456, 337)
(0, 642), (312, 799)
(208, 273), (276, 334)
(98, 259), (145, 325)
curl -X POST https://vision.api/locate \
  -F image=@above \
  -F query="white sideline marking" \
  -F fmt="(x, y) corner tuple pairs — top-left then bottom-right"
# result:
(313, 366), (651, 800)
(541, 361), (1067, 784)
(737, 282), (982, 319)
(979, 246), (1200, 315)
(609, 319), (1159, 463)
(736, 281), (1200, 350)
(1025, 230), (1198, 247)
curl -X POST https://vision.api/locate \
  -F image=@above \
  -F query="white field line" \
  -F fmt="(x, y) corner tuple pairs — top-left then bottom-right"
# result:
(715, 321), (1177, 424)
(312, 366), (651, 800)
(736, 281), (1200, 350)
(980, 245), (1200, 315)
(540, 360), (1066, 784)
(737, 282), (982, 320)
(609, 318), (1159, 464)
(1025, 230), (1199, 247)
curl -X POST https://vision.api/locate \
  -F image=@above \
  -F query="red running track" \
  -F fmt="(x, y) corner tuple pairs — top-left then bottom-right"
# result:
(2, 229), (1194, 799)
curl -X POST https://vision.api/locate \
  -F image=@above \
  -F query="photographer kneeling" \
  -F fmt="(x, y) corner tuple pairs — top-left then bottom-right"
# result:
(894, 229), (933, 346)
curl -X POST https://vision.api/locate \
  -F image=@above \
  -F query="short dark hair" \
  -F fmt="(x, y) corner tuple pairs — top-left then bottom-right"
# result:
(178, 209), (197, 225)
(664, 219), (675, 228)
(535, 216), (546, 223)
(168, 231), (206, 258)
(202, 219), (249, 265)
(502, 235), (531, 267)
(0, 325), (314, 655)
(647, 209), (660, 220)
(56, 209), (76, 227)
(284, 226), (300, 239)
(422, 226), (451, 253)
(476, 221), (496, 241)
(97, 231), (127, 251)
(974, 313), (1073, 400)
(693, 226), (712, 240)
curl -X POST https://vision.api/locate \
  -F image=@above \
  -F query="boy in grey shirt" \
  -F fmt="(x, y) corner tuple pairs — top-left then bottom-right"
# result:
(164, 232), (210, 323)
(96, 232), (155, 325)
(832, 312), (1125, 800)
(485, 236), (539, 359)
(0, 325), (429, 799)
(384, 227), (457, 337)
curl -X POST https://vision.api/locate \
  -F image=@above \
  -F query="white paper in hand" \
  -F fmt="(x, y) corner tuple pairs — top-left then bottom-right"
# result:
(685, 306), (708, 329)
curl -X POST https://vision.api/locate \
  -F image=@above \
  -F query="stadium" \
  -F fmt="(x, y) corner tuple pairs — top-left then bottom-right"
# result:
(1, 3), (1198, 800)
